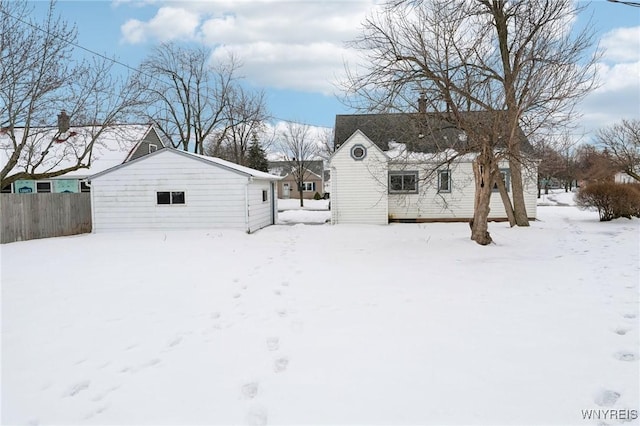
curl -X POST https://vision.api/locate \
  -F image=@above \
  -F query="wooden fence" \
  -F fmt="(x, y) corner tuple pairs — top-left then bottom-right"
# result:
(1, 193), (92, 244)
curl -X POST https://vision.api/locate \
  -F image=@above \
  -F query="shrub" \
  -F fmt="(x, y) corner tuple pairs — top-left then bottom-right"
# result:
(313, 192), (322, 200)
(576, 182), (640, 221)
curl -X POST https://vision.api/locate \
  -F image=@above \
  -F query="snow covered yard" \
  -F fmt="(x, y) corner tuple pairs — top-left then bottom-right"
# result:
(2, 200), (638, 425)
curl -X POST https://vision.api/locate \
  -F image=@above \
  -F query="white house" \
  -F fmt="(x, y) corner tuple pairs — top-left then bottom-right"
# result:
(1, 123), (165, 194)
(330, 113), (538, 225)
(89, 148), (281, 233)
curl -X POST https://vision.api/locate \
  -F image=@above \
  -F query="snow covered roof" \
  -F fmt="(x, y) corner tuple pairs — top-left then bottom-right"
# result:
(1, 124), (159, 179)
(90, 148), (282, 181)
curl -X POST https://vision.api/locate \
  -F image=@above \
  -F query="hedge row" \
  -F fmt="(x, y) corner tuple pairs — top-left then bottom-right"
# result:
(576, 182), (640, 221)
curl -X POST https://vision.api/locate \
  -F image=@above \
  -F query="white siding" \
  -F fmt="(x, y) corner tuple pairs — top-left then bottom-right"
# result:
(91, 150), (250, 232)
(247, 180), (275, 233)
(330, 131), (388, 224)
(388, 160), (538, 220)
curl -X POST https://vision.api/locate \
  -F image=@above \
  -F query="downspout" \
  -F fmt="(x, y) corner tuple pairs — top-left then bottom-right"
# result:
(331, 166), (337, 224)
(87, 179), (95, 233)
(245, 178), (251, 233)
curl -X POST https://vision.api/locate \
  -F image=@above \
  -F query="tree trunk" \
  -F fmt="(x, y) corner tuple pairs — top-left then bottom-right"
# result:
(298, 184), (304, 207)
(470, 155), (494, 245)
(509, 157), (530, 226)
(495, 168), (516, 227)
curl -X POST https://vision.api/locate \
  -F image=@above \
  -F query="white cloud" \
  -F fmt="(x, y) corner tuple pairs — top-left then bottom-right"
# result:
(121, 6), (201, 43)
(119, 1), (375, 93)
(600, 26), (640, 62)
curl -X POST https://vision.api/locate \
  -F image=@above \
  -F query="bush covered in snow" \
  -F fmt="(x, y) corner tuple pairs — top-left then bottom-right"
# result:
(576, 182), (640, 221)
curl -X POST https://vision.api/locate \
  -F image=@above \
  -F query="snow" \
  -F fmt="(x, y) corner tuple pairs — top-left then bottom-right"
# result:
(2, 192), (639, 425)
(277, 199), (331, 224)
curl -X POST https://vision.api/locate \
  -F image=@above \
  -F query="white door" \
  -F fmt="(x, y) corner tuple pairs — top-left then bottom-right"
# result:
(283, 183), (290, 198)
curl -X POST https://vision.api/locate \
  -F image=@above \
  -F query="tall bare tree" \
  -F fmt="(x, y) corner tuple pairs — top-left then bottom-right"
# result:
(0, 0), (146, 188)
(595, 119), (640, 182)
(343, 0), (598, 243)
(206, 85), (269, 165)
(277, 122), (320, 207)
(138, 43), (240, 155)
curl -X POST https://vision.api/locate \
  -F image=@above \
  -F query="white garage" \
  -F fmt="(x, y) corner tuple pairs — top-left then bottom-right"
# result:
(89, 148), (281, 233)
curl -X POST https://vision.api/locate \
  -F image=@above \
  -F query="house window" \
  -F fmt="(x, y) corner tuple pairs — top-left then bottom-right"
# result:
(1, 183), (12, 193)
(301, 182), (316, 192)
(438, 170), (451, 193)
(350, 144), (367, 160)
(493, 169), (511, 193)
(389, 171), (418, 193)
(149, 144), (158, 154)
(36, 182), (51, 193)
(262, 190), (268, 202)
(157, 191), (185, 205)
(80, 181), (91, 192)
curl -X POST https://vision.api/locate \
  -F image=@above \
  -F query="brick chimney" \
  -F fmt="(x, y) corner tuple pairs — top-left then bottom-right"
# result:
(418, 92), (427, 114)
(57, 110), (70, 133)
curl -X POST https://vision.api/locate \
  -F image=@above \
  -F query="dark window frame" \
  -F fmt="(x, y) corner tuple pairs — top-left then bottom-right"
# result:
(36, 181), (52, 193)
(350, 144), (367, 161)
(157, 191), (186, 205)
(388, 171), (419, 194)
(438, 169), (451, 193)
(262, 189), (268, 202)
(493, 169), (511, 193)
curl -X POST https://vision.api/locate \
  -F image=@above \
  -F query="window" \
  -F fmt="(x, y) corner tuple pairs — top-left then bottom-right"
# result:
(149, 144), (158, 154)
(301, 182), (316, 192)
(36, 182), (51, 193)
(262, 190), (268, 202)
(1, 184), (12, 193)
(493, 169), (511, 193)
(350, 144), (367, 160)
(389, 171), (418, 193)
(438, 169), (451, 193)
(157, 191), (185, 205)
(80, 181), (91, 193)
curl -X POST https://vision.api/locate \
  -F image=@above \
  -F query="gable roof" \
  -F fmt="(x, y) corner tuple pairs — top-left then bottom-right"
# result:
(0, 124), (162, 179)
(334, 112), (533, 154)
(90, 148), (282, 181)
(268, 160), (324, 178)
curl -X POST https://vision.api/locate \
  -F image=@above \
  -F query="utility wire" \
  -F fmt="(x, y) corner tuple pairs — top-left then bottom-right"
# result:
(0, 6), (334, 129)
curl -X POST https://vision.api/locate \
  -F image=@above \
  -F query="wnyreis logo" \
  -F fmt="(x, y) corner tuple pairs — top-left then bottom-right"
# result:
(581, 409), (638, 421)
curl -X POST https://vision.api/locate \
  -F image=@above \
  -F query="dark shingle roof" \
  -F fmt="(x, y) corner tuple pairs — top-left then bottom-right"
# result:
(334, 112), (533, 154)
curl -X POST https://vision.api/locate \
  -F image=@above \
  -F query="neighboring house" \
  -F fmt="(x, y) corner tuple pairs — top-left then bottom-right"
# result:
(1, 123), (165, 194)
(330, 113), (538, 225)
(614, 171), (637, 184)
(89, 148), (281, 233)
(268, 160), (325, 199)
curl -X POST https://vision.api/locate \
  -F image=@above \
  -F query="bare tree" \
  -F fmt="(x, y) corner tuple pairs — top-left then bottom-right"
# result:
(343, 0), (598, 244)
(277, 122), (320, 207)
(595, 119), (640, 182)
(0, 0), (146, 188)
(138, 43), (240, 155)
(207, 85), (269, 165)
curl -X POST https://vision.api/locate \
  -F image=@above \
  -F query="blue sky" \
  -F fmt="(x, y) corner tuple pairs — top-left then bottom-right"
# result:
(33, 0), (640, 138)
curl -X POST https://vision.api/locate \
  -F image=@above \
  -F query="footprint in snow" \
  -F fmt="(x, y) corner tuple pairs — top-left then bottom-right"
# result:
(594, 389), (620, 407)
(277, 309), (287, 318)
(274, 357), (289, 373)
(63, 380), (91, 397)
(622, 313), (637, 319)
(167, 336), (183, 348)
(614, 327), (630, 336)
(241, 382), (259, 399)
(614, 351), (639, 362)
(266, 337), (279, 351)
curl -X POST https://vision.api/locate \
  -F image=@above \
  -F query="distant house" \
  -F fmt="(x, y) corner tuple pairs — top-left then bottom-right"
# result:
(1, 123), (165, 194)
(330, 113), (538, 225)
(268, 160), (326, 199)
(614, 171), (637, 184)
(90, 148), (281, 233)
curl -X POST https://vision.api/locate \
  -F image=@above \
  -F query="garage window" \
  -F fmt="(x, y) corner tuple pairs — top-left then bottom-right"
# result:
(157, 191), (185, 205)
(262, 190), (268, 202)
